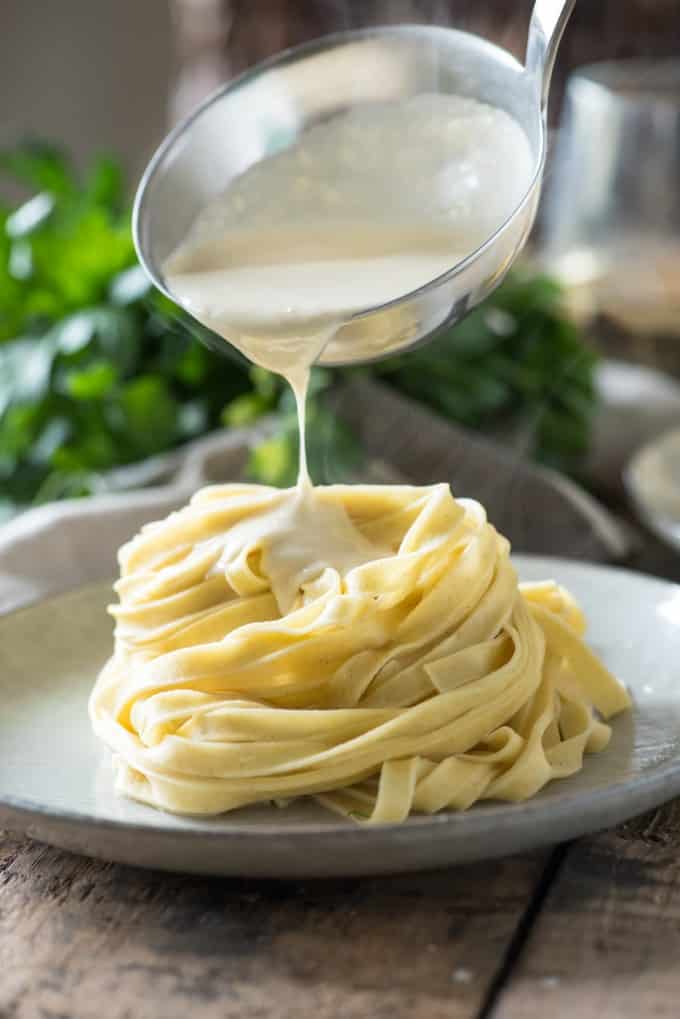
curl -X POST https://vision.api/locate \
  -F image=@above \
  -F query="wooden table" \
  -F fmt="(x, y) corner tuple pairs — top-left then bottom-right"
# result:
(2, 803), (680, 1018)
(2, 521), (679, 1019)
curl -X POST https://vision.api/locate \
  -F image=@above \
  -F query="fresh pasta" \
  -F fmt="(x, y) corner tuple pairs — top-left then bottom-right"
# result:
(89, 482), (631, 824)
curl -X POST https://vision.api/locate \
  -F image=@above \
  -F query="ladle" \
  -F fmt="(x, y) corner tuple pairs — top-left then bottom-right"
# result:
(134, 1), (576, 365)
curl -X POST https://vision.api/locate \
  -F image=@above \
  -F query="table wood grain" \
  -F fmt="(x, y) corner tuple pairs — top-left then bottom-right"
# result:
(0, 833), (550, 1019)
(491, 803), (680, 1018)
(6, 800), (680, 1017)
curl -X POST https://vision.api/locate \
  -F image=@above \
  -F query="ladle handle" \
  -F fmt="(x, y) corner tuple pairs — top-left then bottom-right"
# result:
(526, 0), (577, 112)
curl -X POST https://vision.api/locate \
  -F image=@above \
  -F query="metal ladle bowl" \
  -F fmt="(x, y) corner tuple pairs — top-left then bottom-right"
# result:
(134, 0), (575, 366)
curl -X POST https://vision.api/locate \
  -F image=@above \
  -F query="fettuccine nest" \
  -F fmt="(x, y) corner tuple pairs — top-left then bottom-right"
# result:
(90, 483), (630, 823)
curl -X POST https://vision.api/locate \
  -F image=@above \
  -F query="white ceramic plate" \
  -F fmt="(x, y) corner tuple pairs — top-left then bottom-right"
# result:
(1, 556), (679, 878)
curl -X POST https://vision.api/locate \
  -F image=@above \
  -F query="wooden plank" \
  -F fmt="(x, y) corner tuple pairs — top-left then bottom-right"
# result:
(491, 801), (680, 1018)
(0, 833), (548, 1019)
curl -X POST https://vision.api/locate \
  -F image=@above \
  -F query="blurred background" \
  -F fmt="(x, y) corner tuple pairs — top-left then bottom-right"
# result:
(2, 0), (680, 555)
(4, 0), (677, 173)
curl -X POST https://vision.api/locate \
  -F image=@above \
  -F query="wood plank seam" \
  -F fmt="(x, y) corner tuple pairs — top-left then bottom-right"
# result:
(476, 844), (571, 1019)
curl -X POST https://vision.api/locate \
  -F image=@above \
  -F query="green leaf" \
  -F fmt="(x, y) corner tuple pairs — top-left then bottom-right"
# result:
(248, 434), (297, 487)
(222, 392), (270, 428)
(28, 205), (134, 308)
(32, 473), (93, 504)
(87, 307), (139, 371)
(0, 403), (41, 460)
(5, 192), (55, 238)
(109, 265), (151, 306)
(178, 400), (208, 438)
(250, 365), (279, 401)
(0, 141), (76, 196)
(85, 156), (124, 211)
(373, 269), (598, 470)
(52, 311), (97, 355)
(8, 240), (33, 280)
(0, 336), (56, 412)
(64, 360), (117, 400)
(28, 417), (71, 465)
(51, 306), (140, 375)
(52, 430), (118, 471)
(173, 338), (208, 386)
(119, 375), (179, 455)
